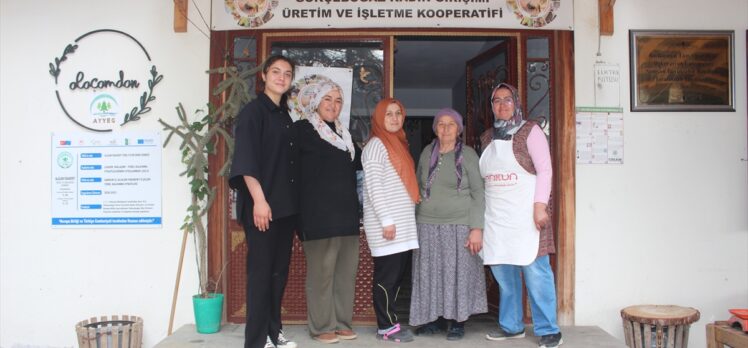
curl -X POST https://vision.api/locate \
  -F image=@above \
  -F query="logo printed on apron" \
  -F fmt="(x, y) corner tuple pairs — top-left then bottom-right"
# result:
(479, 137), (539, 266)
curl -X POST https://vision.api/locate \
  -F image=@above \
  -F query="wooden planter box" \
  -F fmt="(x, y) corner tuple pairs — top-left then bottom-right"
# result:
(75, 315), (143, 348)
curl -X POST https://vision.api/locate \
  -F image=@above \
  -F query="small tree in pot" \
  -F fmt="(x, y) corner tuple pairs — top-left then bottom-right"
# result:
(160, 64), (260, 333)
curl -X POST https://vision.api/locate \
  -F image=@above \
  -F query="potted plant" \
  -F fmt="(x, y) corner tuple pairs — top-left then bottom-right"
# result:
(160, 64), (260, 334)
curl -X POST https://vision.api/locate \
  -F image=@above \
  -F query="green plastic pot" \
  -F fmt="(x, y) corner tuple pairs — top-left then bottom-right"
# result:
(192, 293), (224, 334)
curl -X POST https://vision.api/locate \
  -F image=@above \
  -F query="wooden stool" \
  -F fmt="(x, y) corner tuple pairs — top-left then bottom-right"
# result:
(621, 305), (700, 348)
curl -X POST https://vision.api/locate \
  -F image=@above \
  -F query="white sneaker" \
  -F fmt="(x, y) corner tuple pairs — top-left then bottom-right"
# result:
(264, 336), (276, 348)
(277, 330), (298, 348)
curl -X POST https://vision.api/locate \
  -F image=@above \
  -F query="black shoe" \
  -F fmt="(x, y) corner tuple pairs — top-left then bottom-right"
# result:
(539, 332), (563, 348)
(485, 327), (525, 341)
(446, 326), (465, 341)
(414, 319), (446, 336)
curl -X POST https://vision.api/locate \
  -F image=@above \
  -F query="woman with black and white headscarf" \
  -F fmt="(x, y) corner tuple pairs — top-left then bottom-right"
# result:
(292, 81), (362, 344)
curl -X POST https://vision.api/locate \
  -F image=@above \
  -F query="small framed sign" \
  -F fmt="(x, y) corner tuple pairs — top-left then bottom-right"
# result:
(629, 30), (734, 112)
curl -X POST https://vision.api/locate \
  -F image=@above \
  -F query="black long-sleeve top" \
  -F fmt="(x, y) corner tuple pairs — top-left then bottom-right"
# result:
(228, 93), (298, 227)
(292, 119), (362, 241)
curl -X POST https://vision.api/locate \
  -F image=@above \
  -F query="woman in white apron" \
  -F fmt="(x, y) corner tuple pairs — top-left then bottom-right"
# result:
(479, 83), (563, 348)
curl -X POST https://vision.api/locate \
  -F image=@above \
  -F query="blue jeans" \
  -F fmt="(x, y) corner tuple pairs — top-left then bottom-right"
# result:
(489, 255), (560, 336)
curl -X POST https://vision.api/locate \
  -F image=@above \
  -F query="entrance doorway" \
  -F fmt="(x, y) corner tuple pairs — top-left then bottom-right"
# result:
(208, 29), (575, 326)
(392, 36), (514, 322)
(393, 36), (511, 156)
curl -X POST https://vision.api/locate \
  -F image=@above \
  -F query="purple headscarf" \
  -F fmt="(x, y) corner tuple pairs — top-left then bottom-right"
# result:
(424, 108), (464, 200)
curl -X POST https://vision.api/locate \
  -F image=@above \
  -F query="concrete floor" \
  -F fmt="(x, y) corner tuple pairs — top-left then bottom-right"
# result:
(155, 316), (627, 348)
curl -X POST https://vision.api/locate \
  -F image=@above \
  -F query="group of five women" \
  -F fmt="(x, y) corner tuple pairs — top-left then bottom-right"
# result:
(229, 55), (563, 348)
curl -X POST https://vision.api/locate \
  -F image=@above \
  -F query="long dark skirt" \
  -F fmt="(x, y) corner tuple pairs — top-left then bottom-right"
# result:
(409, 223), (488, 326)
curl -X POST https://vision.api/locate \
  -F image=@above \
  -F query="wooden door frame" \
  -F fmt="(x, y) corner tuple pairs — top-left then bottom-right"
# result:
(208, 29), (576, 325)
(553, 30), (575, 325)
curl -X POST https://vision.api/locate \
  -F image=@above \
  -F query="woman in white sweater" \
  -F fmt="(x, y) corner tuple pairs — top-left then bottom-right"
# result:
(362, 98), (420, 343)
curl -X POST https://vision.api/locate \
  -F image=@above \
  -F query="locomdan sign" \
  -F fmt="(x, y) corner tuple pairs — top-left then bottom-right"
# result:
(49, 29), (163, 132)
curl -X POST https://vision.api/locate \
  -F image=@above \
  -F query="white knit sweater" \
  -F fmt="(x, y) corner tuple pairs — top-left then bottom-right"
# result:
(362, 137), (419, 257)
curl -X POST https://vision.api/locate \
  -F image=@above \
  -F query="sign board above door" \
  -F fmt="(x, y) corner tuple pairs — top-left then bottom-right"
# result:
(211, 0), (573, 31)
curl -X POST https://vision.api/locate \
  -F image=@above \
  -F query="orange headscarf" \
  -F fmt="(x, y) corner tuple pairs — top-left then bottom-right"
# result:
(370, 98), (420, 203)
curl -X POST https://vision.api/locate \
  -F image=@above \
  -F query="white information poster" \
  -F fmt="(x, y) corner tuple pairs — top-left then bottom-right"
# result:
(576, 107), (624, 164)
(51, 132), (162, 228)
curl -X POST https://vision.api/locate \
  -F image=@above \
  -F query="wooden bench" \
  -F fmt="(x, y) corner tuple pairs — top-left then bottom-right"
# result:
(707, 321), (748, 348)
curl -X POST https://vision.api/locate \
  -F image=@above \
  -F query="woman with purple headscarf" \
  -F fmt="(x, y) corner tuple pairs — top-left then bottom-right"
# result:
(409, 108), (487, 341)
(479, 83), (562, 348)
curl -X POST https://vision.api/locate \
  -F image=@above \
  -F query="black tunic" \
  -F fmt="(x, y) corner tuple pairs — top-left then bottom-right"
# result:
(292, 119), (362, 241)
(229, 93), (298, 227)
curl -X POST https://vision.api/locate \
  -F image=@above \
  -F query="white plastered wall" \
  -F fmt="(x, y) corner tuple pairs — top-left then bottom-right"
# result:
(573, 1), (748, 348)
(0, 0), (211, 346)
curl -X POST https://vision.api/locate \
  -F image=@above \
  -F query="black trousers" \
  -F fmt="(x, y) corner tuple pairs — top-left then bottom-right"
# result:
(244, 215), (296, 348)
(372, 251), (411, 330)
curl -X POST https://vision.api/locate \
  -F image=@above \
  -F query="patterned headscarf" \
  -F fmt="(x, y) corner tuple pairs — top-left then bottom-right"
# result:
(370, 98), (420, 203)
(308, 81), (340, 112)
(305, 82), (355, 160)
(424, 108), (464, 200)
(491, 82), (524, 140)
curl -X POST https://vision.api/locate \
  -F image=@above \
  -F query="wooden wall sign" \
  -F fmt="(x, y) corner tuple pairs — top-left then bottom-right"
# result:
(629, 30), (734, 112)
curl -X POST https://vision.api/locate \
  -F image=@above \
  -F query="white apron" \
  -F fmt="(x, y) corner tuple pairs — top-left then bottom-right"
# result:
(479, 136), (539, 266)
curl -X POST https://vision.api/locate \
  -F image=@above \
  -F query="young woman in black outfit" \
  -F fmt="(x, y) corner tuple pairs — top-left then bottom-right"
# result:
(229, 55), (299, 348)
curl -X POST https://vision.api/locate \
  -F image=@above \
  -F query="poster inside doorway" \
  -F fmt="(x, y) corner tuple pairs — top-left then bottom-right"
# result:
(287, 66), (354, 129)
(51, 132), (162, 228)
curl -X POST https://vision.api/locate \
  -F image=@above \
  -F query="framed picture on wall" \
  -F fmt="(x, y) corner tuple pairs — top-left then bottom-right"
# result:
(629, 30), (734, 112)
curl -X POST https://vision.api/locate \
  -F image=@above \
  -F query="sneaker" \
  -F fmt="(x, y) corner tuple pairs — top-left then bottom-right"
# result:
(264, 336), (276, 348)
(277, 330), (298, 348)
(312, 332), (339, 344)
(485, 327), (526, 341)
(335, 329), (358, 340)
(376, 324), (415, 343)
(538, 332), (563, 348)
(446, 326), (465, 341)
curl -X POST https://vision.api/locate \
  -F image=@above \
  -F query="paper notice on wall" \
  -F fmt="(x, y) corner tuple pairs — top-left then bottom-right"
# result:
(51, 132), (162, 228)
(594, 63), (621, 108)
(576, 107), (624, 164)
